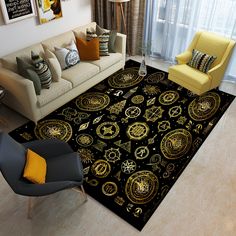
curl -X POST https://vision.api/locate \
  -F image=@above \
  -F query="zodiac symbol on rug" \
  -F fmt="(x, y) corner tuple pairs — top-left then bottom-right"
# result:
(143, 85), (160, 95)
(86, 178), (99, 186)
(93, 115), (104, 125)
(92, 139), (107, 152)
(143, 106), (164, 122)
(102, 182), (118, 196)
(193, 124), (203, 134)
(148, 134), (158, 145)
(113, 90), (123, 96)
(146, 97), (156, 106)
(121, 160), (137, 174)
(161, 185), (169, 197)
(202, 119), (216, 135)
(91, 160), (111, 178)
(125, 171), (159, 204)
(133, 208), (143, 218)
(159, 90), (179, 105)
(188, 92), (221, 121)
(125, 106), (141, 119)
(131, 95), (144, 104)
(60, 107), (77, 121)
(157, 121), (171, 132)
(126, 203), (134, 212)
(187, 90), (197, 97)
(94, 83), (107, 91)
(177, 86), (183, 91)
(179, 98), (188, 104)
(20, 132), (33, 141)
(163, 163), (175, 178)
(114, 140), (132, 153)
(126, 122), (150, 140)
(147, 154), (162, 172)
(134, 146), (149, 160)
(104, 148), (121, 163)
(83, 166), (90, 175)
(77, 148), (94, 164)
(96, 122), (120, 139)
(168, 105), (182, 118)
(185, 120), (194, 130)
(106, 100), (126, 115)
(73, 112), (91, 125)
(114, 170), (122, 181)
(107, 115), (117, 121)
(105, 88), (115, 94)
(145, 72), (165, 84)
(191, 137), (203, 153)
(114, 196), (125, 206)
(123, 86), (139, 99)
(177, 116), (187, 125)
(78, 122), (90, 131)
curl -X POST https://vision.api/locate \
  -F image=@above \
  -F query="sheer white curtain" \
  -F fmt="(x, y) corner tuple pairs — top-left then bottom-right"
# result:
(144, 0), (236, 82)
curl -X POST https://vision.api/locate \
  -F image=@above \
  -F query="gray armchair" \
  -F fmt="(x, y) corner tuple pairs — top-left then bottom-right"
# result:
(0, 132), (87, 218)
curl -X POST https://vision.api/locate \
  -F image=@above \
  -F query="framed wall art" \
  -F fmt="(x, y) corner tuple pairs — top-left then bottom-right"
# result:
(0, 0), (36, 24)
(36, 0), (63, 24)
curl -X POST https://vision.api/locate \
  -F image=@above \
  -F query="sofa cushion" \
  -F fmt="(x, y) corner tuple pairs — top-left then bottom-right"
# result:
(73, 22), (97, 40)
(1, 44), (45, 73)
(90, 53), (122, 71)
(42, 31), (75, 52)
(61, 62), (100, 87)
(37, 79), (72, 107)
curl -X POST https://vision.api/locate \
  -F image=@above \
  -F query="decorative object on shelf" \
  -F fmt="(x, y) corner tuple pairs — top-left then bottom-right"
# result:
(36, 0), (63, 24)
(109, 0), (130, 54)
(0, 0), (36, 24)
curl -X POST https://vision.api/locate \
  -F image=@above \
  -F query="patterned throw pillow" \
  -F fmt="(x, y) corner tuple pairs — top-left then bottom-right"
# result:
(188, 49), (216, 73)
(86, 29), (110, 56)
(31, 51), (52, 89)
(54, 41), (80, 70)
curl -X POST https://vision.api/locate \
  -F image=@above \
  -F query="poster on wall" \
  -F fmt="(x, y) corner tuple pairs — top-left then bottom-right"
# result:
(0, 0), (36, 24)
(36, 0), (63, 24)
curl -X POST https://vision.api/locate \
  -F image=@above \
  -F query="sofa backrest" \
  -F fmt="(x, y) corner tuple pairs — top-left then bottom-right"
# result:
(73, 22), (96, 39)
(0, 44), (44, 73)
(41, 31), (75, 52)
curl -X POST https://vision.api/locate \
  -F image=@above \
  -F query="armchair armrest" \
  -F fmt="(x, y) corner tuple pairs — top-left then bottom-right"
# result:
(176, 51), (192, 64)
(0, 67), (39, 122)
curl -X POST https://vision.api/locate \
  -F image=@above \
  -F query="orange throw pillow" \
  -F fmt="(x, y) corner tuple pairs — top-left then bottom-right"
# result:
(23, 149), (47, 184)
(76, 37), (100, 60)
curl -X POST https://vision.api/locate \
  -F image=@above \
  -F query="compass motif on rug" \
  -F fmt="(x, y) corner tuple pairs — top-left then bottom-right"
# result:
(160, 128), (192, 159)
(126, 122), (150, 140)
(188, 92), (221, 121)
(108, 68), (143, 88)
(34, 119), (72, 141)
(145, 71), (165, 84)
(143, 106), (164, 122)
(76, 92), (110, 111)
(159, 90), (179, 105)
(125, 170), (159, 204)
(96, 122), (120, 139)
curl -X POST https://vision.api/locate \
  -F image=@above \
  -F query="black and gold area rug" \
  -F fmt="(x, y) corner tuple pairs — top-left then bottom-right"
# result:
(10, 60), (235, 230)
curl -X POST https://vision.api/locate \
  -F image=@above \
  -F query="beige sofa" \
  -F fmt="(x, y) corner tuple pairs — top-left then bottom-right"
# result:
(0, 22), (126, 123)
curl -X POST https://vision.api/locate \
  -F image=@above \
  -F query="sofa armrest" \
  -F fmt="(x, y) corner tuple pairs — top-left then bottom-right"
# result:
(114, 33), (127, 64)
(176, 51), (192, 64)
(0, 67), (39, 122)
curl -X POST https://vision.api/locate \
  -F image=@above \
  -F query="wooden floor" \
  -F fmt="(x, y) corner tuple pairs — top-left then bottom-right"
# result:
(0, 56), (236, 236)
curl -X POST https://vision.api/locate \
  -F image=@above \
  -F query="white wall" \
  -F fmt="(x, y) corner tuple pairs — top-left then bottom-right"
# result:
(0, 0), (92, 57)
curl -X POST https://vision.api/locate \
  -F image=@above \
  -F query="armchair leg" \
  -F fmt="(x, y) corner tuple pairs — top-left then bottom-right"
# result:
(27, 197), (33, 219)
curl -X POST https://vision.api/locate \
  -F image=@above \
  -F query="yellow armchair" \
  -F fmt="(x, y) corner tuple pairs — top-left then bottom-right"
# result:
(168, 31), (235, 95)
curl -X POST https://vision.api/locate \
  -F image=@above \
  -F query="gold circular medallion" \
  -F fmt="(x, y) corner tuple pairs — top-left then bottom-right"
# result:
(125, 106), (141, 118)
(76, 134), (93, 147)
(102, 182), (118, 196)
(188, 92), (221, 121)
(96, 122), (120, 139)
(126, 122), (150, 140)
(91, 160), (111, 178)
(121, 159), (137, 174)
(76, 92), (110, 111)
(34, 119), (72, 141)
(159, 90), (179, 105)
(125, 171), (159, 204)
(108, 68), (143, 88)
(131, 95), (145, 104)
(145, 72), (165, 84)
(161, 129), (192, 159)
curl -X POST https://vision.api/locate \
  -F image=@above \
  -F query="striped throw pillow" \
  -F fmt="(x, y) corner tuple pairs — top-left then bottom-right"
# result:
(86, 29), (110, 56)
(188, 49), (216, 73)
(31, 51), (52, 89)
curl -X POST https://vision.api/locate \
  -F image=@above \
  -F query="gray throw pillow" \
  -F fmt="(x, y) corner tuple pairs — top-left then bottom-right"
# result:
(16, 57), (41, 95)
